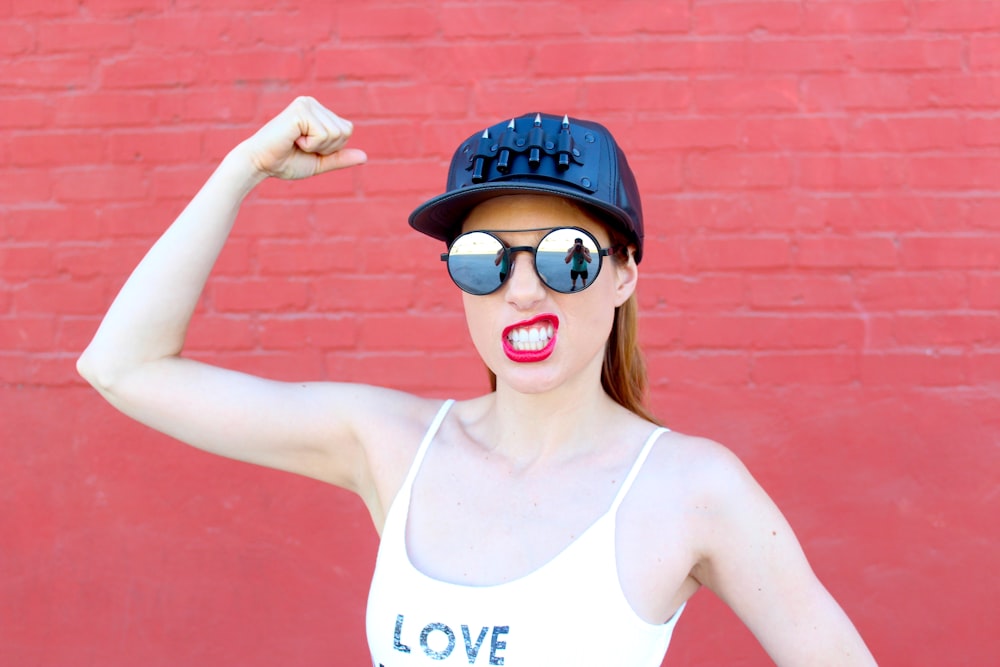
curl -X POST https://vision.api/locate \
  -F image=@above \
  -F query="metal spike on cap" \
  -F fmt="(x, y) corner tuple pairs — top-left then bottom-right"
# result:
(528, 113), (543, 168)
(497, 119), (515, 173)
(557, 114), (572, 170)
(471, 128), (489, 183)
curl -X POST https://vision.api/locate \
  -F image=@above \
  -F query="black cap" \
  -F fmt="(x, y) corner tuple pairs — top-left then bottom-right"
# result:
(409, 113), (645, 263)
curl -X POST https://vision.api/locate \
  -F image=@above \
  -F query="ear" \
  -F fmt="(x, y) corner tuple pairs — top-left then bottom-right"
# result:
(611, 248), (638, 307)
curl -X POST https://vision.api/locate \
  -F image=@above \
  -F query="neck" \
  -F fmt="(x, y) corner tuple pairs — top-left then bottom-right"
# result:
(478, 373), (621, 467)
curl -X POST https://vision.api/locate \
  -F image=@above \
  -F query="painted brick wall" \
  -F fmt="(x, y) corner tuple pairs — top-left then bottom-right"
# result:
(2, 2), (998, 665)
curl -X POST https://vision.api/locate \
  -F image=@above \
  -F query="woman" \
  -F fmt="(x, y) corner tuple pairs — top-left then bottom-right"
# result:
(78, 97), (876, 666)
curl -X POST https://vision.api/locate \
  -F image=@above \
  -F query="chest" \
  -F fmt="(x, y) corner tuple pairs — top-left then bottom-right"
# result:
(400, 444), (696, 624)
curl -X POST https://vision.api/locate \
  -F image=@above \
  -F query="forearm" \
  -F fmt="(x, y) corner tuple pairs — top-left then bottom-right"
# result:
(78, 143), (264, 388)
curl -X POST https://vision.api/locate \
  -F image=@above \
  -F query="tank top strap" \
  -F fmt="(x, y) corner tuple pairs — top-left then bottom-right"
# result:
(608, 426), (669, 513)
(400, 399), (455, 492)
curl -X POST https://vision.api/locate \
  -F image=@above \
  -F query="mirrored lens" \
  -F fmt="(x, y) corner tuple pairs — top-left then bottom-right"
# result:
(536, 228), (600, 293)
(446, 231), (507, 295)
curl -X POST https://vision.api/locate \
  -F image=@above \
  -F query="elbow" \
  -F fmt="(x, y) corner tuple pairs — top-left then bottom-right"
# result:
(76, 347), (123, 396)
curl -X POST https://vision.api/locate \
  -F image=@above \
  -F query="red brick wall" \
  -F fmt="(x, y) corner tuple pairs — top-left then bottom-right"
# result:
(3, 2), (998, 665)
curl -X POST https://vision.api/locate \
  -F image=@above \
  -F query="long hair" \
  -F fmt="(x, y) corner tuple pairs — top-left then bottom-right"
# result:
(486, 240), (660, 425)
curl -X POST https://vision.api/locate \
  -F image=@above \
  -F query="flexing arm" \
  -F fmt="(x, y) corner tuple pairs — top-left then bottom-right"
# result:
(691, 446), (877, 666)
(77, 98), (409, 496)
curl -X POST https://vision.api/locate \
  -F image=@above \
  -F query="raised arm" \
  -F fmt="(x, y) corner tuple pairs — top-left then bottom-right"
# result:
(690, 444), (877, 667)
(77, 98), (415, 504)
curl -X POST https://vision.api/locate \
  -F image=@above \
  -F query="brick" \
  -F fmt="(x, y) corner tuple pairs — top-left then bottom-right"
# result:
(313, 276), (419, 313)
(339, 5), (438, 39)
(623, 153), (685, 192)
(153, 89), (261, 125)
(0, 96), (55, 129)
(797, 155), (907, 190)
(11, 279), (109, 315)
(910, 75), (1000, 108)
(802, 1), (910, 34)
(860, 352), (968, 386)
(887, 314), (1000, 346)
(964, 117), (1000, 147)
(131, 13), (236, 50)
(183, 315), (257, 351)
(693, 2), (802, 34)
(748, 275), (855, 310)
(210, 279), (310, 313)
(365, 85), (470, 120)
(256, 315), (358, 350)
(969, 352), (1000, 384)
(970, 35), (1000, 70)
(857, 273), (968, 310)
(626, 118), (744, 150)
(438, 3), (583, 38)
(101, 54), (202, 89)
(637, 275), (746, 311)
(687, 152), (792, 189)
(0, 353), (83, 387)
(910, 156), (1000, 189)
(106, 130), (203, 165)
(1, 205), (105, 242)
(969, 274), (1000, 308)
(686, 237), (792, 270)
(358, 313), (469, 352)
(852, 38), (964, 72)
(847, 116), (964, 151)
(796, 236), (898, 269)
(915, 2), (1000, 31)
(8, 132), (108, 167)
(0, 20), (35, 55)
(746, 39), (851, 72)
(358, 159), (445, 197)
(330, 351), (484, 392)
(901, 236), (1000, 269)
(195, 350), (327, 382)
(1, 245), (56, 279)
(743, 117), (853, 151)
(0, 168), (53, 204)
(645, 351), (750, 387)
(36, 20), (133, 53)
(256, 241), (343, 276)
(579, 1), (690, 34)
(76, 0), (163, 19)
(149, 166), (219, 201)
(802, 74), (912, 111)
(198, 50), (307, 84)
(752, 352), (858, 385)
(52, 91), (157, 129)
(315, 45), (420, 81)
(230, 200), (313, 239)
(253, 169), (357, 200)
(693, 76), (800, 112)
(51, 166), (149, 203)
(534, 40), (746, 76)
(53, 241), (148, 279)
(0, 55), (93, 89)
(968, 199), (1000, 230)
(0, 316), (58, 351)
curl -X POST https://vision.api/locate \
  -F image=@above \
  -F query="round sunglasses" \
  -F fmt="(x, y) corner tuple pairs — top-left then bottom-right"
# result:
(441, 226), (619, 296)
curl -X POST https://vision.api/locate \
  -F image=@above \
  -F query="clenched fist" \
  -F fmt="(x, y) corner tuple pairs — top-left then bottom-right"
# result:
(241, 96), (367, 180)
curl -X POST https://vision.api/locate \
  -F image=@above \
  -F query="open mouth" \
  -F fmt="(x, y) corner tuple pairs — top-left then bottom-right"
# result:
(502, 315), (559, 362)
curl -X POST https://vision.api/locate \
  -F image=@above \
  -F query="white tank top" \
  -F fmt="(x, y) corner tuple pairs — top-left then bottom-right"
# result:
(366, 399), (684, 666)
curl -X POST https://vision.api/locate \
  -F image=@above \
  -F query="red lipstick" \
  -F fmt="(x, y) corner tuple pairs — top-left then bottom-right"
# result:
(502, 314), (559, 363)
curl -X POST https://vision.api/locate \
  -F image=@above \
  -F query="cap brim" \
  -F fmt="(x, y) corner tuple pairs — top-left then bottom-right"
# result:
(409, 181), (637, 250)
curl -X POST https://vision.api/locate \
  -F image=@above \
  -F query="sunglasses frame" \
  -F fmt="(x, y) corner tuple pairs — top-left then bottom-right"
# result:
(440, 226), (620, 296)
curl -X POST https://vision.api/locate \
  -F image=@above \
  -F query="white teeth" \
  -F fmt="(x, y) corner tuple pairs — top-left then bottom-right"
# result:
(507, 324), (556, 351)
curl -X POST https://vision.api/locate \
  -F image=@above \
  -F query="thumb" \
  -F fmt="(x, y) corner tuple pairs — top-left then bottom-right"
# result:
(314, 147), (368, 174)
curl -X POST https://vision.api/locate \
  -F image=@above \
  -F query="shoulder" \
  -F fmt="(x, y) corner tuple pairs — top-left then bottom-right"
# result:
(627, 429), (776, 550)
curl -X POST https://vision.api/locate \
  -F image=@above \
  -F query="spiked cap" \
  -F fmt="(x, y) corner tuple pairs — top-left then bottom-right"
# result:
(409, 112), (645, 262)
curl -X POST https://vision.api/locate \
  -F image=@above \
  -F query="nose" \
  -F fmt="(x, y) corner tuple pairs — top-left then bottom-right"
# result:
(503, 250), (546, 309)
